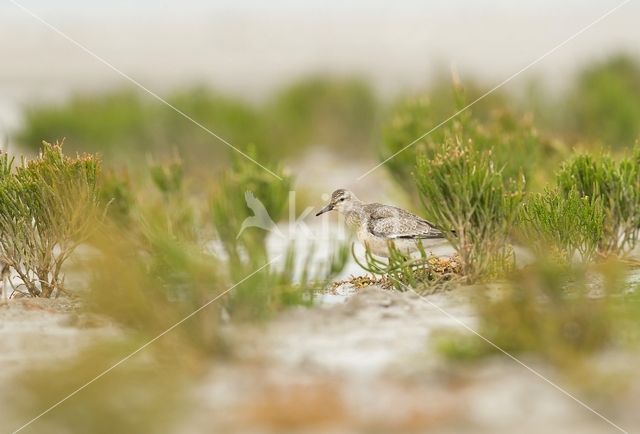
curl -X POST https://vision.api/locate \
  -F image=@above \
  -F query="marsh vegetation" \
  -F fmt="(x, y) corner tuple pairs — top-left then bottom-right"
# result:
(2, 54), (640, 433)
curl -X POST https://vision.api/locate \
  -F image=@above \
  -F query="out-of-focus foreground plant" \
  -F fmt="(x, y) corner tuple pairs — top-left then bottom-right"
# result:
(211, 153), (348, 320)
(0, 142), (103, 297)
(437, 259), (640, 379)
(10, 147), (348, 433)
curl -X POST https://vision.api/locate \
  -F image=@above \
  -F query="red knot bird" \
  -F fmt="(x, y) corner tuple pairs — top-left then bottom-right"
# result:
(315, 189), (449, 257)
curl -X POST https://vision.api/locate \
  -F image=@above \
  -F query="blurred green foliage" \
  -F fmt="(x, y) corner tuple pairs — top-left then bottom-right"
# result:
(15, 54), (640, 172)
(566, 55), (640, 149)
(86, 157), (224, 353)
(18, 88), (266, 161)
(146, 154), (199, 241)
(438, 259), (640, 371)
(20, 90), (160, 154)
(268, 76), (378, 156)
(211, 149), (291, 257)
(13, 340), (189, 434)
(211, 153), (347, 320)
(17, 77), (380, 165)
(381, 80), (563, 202)
(87, 229), (223, 354)
(165, 86), (267, 153)
(98, 167), (135, 226)
(75, 144), (348, 327)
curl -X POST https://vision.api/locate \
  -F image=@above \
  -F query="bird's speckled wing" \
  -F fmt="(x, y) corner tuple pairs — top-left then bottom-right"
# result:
(365, 204), (445, 239)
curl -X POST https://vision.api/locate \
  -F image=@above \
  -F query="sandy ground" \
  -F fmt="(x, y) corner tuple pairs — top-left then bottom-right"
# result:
(185, 286), (640, 434)
(1, 282), (639, 433)
(0, 299), (112, 380)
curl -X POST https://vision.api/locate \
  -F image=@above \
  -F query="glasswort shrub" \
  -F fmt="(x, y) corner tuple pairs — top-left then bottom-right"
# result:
(556, 150), (640, 255)
(415, 140), (524, 281)
(0, 142), (104, 297)
(519, 188), (605, 262)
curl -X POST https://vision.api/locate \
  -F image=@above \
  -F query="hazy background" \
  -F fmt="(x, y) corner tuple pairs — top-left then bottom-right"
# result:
(2, 0), (639, 133)
(2, 0), (640, 195)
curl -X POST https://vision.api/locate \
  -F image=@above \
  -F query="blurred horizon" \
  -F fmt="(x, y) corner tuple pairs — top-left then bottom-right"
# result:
(2, 0), (638, 115)
(2, 0), (640, 164)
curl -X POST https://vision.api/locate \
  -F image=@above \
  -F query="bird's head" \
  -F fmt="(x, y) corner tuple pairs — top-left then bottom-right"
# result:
(315, 189), (360, 216)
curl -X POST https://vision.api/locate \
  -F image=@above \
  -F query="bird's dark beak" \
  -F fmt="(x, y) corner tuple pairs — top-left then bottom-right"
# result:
(315, 203), (334, 217)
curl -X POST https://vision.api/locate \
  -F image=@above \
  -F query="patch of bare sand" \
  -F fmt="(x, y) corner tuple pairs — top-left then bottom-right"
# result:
(2, 286), (638, 433)
(185, 287), (640, 434)
(0, 298), (114, 379)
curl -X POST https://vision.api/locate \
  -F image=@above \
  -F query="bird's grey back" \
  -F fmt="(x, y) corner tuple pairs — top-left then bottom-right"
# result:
(364, 203), (444, 239)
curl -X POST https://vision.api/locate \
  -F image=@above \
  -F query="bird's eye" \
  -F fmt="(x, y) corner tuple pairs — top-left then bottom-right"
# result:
(339, 198), (346, 202)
